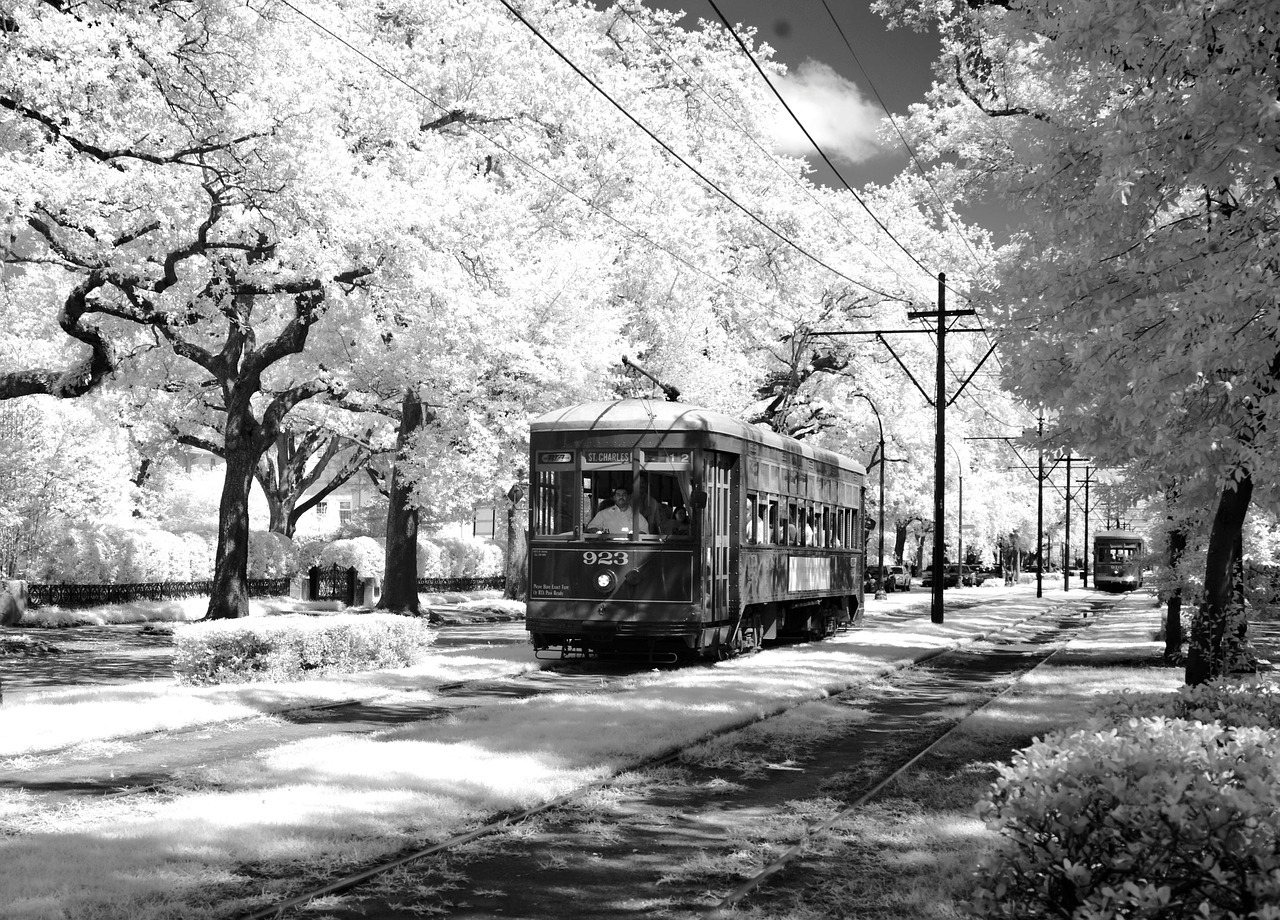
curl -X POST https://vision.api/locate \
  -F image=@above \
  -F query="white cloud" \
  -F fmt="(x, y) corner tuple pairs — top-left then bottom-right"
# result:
(769, 59), (886, 166)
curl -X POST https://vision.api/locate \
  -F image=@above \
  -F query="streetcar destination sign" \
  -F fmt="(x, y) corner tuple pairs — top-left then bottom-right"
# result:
(584, 450), (631, 464)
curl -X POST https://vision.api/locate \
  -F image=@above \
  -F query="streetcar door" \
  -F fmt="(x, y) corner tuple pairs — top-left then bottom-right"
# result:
(703, 451), (739, 623)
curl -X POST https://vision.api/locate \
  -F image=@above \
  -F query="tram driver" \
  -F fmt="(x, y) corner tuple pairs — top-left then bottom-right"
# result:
(587, 487), (649, 534)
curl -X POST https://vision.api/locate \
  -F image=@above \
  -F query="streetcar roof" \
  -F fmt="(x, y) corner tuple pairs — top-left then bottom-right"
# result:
(531, 399), (865, 474)
(1093, 530), (1144, 541)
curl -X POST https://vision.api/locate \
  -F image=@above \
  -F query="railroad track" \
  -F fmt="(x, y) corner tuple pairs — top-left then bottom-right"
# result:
(230, 600), (1098, 920)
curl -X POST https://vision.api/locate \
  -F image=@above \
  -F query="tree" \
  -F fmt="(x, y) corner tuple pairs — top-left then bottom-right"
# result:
(881, 0), (1280, 682)
(0, 0), (432, 616)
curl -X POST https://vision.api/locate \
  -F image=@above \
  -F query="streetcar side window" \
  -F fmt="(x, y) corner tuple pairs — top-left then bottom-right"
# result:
(532, 470), (577, 537)
(824, 507), (839, 548)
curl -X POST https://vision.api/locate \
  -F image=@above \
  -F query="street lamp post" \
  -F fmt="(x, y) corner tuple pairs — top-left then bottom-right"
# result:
(851, 394), (886, 600)
(946, 442), (964, 572)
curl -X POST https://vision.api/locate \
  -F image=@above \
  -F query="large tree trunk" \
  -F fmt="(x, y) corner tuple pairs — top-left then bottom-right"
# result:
(1185, 473), (1253, 685)
(504, 483), (527, 602)
(204, 444), (259, 619)
(378, 391), (423, 614)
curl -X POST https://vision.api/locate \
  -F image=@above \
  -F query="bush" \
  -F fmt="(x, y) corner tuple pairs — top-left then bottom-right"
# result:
(969, 717), (1280, 920)
(172, 612), (436, 685)
(317, 536), (385, 578)
(417, 538), (447, 578)
(431, 533), (504, 577)
(248, 531), (297, 578)
(1100, 678), (1280, 731)
(34, 524), (219, 584)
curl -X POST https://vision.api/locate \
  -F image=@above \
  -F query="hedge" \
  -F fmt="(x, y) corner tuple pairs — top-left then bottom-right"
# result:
(172, 612), (437, 685)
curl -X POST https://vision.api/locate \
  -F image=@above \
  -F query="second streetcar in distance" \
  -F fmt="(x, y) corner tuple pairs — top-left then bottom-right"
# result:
(1093, 530), (1145, 591)
(526, 399), (866, 662)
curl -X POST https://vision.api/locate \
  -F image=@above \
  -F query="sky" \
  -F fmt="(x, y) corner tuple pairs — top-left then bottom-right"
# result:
(647, 0), (944, 190)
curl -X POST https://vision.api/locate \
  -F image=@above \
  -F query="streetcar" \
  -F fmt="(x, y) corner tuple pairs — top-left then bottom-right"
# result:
(1093, 530), (1145, 591)
(526, 399), (866, 662)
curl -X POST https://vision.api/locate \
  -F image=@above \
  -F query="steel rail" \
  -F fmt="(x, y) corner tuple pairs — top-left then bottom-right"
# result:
(230, 598), (1086, 919)
(713, 623), (1080, 911)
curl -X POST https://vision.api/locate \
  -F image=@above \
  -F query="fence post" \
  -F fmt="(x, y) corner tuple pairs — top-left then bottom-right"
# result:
(345, 567), (358, 607)
(308, 566), (320, 601)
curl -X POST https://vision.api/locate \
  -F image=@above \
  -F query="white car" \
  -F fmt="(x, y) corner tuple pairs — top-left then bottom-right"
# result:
(887, 565), (911, 591)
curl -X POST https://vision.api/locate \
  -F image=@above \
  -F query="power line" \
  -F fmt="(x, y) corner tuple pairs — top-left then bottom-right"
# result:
(493, 0), (903, 302)
(812, 0), (1006, 373)
(816, 0), (984, 273)
(613, 4), (937, 309)
(702, 0), (965, 301)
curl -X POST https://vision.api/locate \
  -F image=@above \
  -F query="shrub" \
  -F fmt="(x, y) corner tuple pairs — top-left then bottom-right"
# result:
(294, 537), (327, 574)
(432, 533), (504, 577)
(248, 531), (297, 578)
(1100, 678), (1280, 731)
(317, 536), (385, 578)
(969, 717), (1280, 920)
(417, 538), (447, 578)
(172, 612), (436, 685)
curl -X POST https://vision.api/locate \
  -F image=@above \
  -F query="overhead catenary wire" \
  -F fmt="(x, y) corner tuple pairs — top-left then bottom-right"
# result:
(272, 0), (799, 318)
(703, 0), (1012, 419)
(492, 0), (904, 303)
(613, 3), (938, 310)
(814, 0), (1005, 371)
(701, 0), (966, 301)
(815, 0), (985, 274)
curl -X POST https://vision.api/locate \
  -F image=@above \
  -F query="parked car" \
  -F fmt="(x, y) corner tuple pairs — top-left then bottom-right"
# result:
(969, 567), (991, 586)
(921, 565), (960, 588)
(887, 564), (910, 591)
(865, 564), (892, 593)
(945, 564), (973, 586)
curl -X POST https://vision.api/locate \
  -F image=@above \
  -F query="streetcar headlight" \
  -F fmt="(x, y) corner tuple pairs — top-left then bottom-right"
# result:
(595, 571), (617, 593)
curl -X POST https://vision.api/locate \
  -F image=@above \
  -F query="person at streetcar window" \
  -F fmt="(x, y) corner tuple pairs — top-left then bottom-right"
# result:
(632, 472), (669, 533)
(587, 487), (648, 534)
(662, 506), (691, 536)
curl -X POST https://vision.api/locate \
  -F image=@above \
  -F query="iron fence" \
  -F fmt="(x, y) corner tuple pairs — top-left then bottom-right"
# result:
(27, 577), (293, 609)
(20, 573), (504, 610)
(417, 575), (505, 593)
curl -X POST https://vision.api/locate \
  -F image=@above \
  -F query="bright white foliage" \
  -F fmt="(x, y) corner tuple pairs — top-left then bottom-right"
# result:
(879, 0), (1280, 551)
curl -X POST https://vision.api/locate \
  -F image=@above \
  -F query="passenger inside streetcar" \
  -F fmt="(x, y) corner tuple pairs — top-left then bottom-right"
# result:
(587, 487), (648, 534)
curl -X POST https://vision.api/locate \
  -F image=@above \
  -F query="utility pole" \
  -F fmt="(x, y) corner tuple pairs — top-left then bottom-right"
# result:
(908, 273), (975, 624)
(1083, 467), (1093, 587)
(1036, 413), (1044, 599)
(819, 272), (990, 625)
(1062, 454), (1090, 592)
